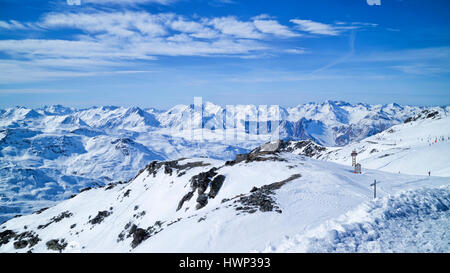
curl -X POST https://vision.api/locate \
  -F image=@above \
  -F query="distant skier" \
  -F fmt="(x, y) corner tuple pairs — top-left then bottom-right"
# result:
(428, 171), (431, 176)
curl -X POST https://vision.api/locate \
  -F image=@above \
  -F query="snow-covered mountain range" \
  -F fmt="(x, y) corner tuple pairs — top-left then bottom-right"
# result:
(0, 138), (448, 253)
(0, 101), (447, 225)
(154, 100), (425, 146)
(285, 107), (450, 177)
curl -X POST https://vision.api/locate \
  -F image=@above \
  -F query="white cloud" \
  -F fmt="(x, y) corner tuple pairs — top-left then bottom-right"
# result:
(253, 19), (301, 38)
(0, 11), (305, 83)
(206, 16), (263, 39)
(67, 0), (81, 5)
(40, 11), (170, 38)
(170, 17), (219, 39)
(0, 20), (28, 30)
(290, 19), (340, 36)
(34, 12), (273, 56)
(79, 0), (176, 5)
(251, 14), (275, 20)
(135, 37), (267, 56)
(367, 0), (381, 6)
(0, 39), (157, 60)
(284, 48), (306, 55)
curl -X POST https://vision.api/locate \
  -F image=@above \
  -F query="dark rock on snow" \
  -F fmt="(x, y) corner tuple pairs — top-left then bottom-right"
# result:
(0, 230), (17, 246)
(46, 239), (67, 252)
(38, 211), (73, 229)
(89, 210), (112, 225)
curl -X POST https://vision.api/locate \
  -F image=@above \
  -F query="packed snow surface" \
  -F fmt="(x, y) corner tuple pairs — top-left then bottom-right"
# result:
(264, 186), (450, 253)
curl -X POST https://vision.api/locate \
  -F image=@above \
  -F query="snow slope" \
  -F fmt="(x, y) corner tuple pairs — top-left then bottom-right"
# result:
(0, 149), (448, 253)
(265, 186), (450, 253)
(320, 108), (450, 177)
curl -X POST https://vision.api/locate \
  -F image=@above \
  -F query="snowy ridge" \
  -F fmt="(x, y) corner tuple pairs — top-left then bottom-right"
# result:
(73, 106), (160, 130)
(265, 186), (450, 253)
(0, 148), (448, 253)
(156, 100), (426, 146)
(320, 107), (450, 176)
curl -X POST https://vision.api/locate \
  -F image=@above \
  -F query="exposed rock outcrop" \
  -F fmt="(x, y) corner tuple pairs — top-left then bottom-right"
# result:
(225, 174), (301, 214)
(46, 239), (67, 252)
(404, 110), (441, 123)
(89, 211), (111, 225)
(142, 159), (211, 178)
(37, 211), (73, 229)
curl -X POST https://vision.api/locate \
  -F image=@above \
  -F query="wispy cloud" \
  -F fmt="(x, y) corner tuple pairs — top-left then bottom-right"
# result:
(68, 0), (176, 6)
(367, 0), (381, 6)
(206, 16), (264, 39)
(207, 0), (236, 7)
(0, 11), (305, 83)
(67, 0), (81, 6)
(0, 88), (78, 94)
(1, 11), (303, 60)
(283, 48), (306, 55)
(349, 47), (450, 76)
(0, 9), (380, 84)
(0, 20), (29, 30)
(0, 58), (157, 83)
(253, 19), (301, 38)
(290, 19), (340, 36)
(311, 29), (357, 74)
(288, 19), (375, 36)
(169, 17), (219, 39)
(39, 11), (171, 37)
(391, 64), (450, 75)
(0, 38), (157, 60)
(352, 47), (450, 63)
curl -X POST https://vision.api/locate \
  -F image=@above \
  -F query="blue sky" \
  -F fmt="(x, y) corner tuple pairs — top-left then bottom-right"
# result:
(0, 0), (449, 109)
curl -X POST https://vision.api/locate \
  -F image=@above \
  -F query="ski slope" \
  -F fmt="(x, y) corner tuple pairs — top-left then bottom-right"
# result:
(321, 109), (450, 177)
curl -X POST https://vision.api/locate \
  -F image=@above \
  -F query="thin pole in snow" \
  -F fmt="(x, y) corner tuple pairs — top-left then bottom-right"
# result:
(370, 179), (377, 199)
